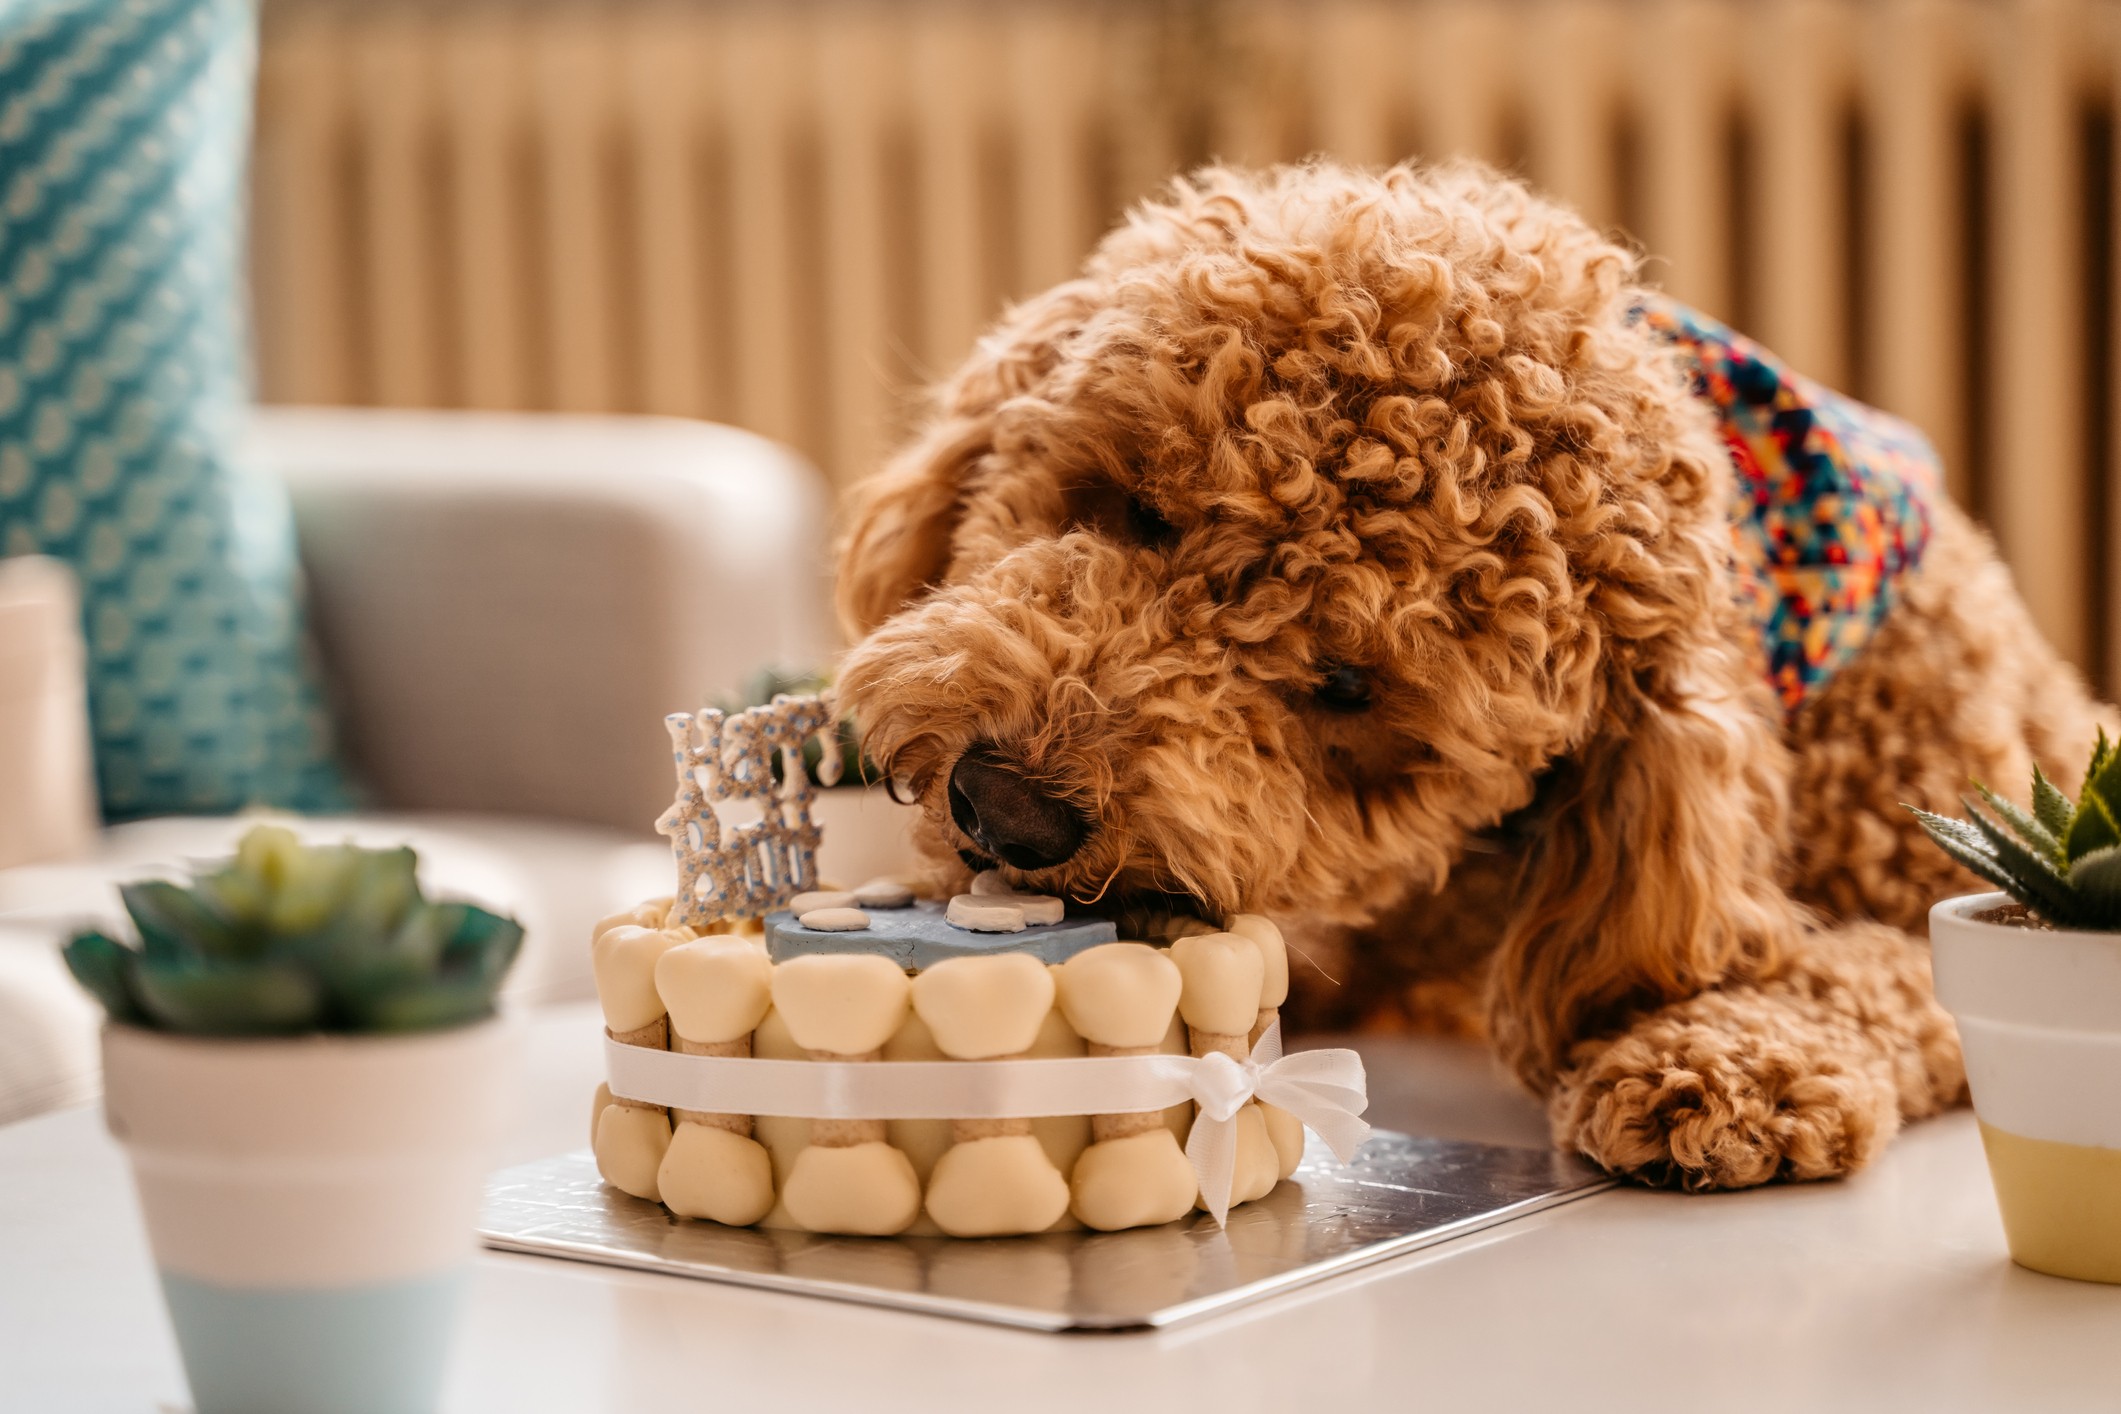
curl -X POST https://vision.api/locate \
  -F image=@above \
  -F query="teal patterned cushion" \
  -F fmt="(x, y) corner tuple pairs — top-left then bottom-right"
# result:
(0, 0), (348, 816)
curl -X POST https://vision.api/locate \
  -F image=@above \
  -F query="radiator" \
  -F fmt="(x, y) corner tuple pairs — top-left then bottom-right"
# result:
(249, 0), (2121, 685)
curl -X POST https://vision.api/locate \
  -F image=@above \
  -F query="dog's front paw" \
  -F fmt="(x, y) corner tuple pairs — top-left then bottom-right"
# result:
(1550, 1001), (1902, 1190)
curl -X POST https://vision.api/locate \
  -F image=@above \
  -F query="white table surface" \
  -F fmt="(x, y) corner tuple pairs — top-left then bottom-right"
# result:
(5, 1004), (2118, 1413)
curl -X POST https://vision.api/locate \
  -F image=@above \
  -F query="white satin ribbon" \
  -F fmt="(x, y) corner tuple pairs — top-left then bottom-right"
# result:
(604, 1021), (1370, 1227)
(1182, 1023), (1372, 1224)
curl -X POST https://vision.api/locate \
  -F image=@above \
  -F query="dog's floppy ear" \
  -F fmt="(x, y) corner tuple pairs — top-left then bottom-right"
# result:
(1488, 616), (1809, 1094)
(834, 416), (985, 638)
(835, 282), (1095, 639)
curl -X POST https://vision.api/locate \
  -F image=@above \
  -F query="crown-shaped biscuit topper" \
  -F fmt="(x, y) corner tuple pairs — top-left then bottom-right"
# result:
(656, 693), (841, 929)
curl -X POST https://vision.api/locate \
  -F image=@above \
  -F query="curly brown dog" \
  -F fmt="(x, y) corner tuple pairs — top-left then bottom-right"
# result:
(831, 159), (2113, 1190)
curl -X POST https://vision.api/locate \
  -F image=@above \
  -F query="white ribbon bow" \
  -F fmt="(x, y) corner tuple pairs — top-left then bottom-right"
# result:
(1181, 1023), (1372, 1225)
(605, 1021), (1369, 1228)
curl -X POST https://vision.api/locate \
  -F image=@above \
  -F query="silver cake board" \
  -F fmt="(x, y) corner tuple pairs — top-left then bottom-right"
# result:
(479, 1132), (1612, 1333)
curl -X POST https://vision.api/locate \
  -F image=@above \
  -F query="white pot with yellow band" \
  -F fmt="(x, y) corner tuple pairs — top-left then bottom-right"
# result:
(1931, 893), (2121, 1284)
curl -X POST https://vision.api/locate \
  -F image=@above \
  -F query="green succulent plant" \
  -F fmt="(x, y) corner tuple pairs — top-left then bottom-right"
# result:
(1909, 731), (2121, 930)
(717, 665), (876, 787)
(63, 825), (524, 1036)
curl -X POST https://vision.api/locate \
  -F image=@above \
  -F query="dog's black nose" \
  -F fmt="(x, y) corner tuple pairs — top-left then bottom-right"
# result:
(947, 743), (1090, 870)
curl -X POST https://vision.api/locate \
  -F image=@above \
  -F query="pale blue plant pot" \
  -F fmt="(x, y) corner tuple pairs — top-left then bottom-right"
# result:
(160, 1268), (468, 1414)
(102, 1021), (520, 1414)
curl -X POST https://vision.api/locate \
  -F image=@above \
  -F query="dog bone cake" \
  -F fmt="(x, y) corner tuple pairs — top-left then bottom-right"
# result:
(589, 693), (1362, 1237)
(590, 888), (1303, 1235)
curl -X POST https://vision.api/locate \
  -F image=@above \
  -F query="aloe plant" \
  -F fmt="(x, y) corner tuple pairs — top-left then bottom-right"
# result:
(1909, 731), (2121, 929)
(63, 825), (523, 1035)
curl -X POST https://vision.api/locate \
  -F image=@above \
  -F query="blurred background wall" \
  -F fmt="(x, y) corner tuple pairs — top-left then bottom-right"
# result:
(246, 0), (2120, 690)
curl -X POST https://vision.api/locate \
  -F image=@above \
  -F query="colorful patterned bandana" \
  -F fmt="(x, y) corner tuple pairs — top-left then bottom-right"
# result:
(1633, 296), (1940, 715)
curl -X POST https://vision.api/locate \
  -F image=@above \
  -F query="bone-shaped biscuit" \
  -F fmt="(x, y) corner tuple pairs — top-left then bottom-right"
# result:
(799, 906), (871, 932)
(1054, 943), (1183, 1049)
(1260, 1101), (1306, 1179)
(1070, 1129), (1199, 1231)
(656, 936), (774, 1044)
(593, 1102), (671, 1201)
(924, 1134), (1072, 1237)
(592, 925), (689, 1033)
(788, 889), (858, 914)
(591, 897), (676, 946)
(768, 953), (912, 1056)
(945, 895), (1027, 932)
(658, 1122), (776, 1226)
(957, 889), (1065, 925)
(1226, 913), (1290, 1008)
(780, 1140), (923, 1235)
(852, 877), (916, 909)
(910, 953), (1057, 1060)
(1170, 931), (1266, 1040)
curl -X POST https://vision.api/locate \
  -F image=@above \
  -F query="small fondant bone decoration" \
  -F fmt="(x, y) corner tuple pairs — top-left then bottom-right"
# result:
(912, 955), (1071, 1236)
(765, 898), (1116, 967)
(852, 877), (916, 909)
(944, 895), (1026, 932)
(989, 892), (1064, 925)
(963, 873), (1064, 921)
(768, 954), (920, 1231)
(1055, 942), (1198, 1229)
(798, 906), (870, 931)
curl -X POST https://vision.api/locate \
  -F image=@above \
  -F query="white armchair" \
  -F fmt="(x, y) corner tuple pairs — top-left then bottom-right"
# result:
(266, 407), (835, 830)
(0, 406), (914, 1124)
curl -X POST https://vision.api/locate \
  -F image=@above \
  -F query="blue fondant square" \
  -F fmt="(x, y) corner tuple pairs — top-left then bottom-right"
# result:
(765, 899), (1117, 970)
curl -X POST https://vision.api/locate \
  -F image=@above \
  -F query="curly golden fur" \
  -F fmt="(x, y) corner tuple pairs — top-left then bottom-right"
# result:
(833, 159), (2113, 1190)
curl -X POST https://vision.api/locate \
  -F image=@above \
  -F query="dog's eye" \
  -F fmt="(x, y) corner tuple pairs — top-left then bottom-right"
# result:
(1125, 496), (1176, 544)
(1314, 665), (1374, 712)
(1062, 483), (1176, 546)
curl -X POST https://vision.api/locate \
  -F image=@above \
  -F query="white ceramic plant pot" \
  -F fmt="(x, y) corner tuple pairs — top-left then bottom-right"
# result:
(102, 1017), (521, 1413)
(810, 785), (925, 888)
(1931, 893), (2121, 1283)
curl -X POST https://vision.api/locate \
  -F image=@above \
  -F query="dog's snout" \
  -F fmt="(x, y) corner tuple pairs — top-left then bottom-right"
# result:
(947, 742), (1090, 871)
